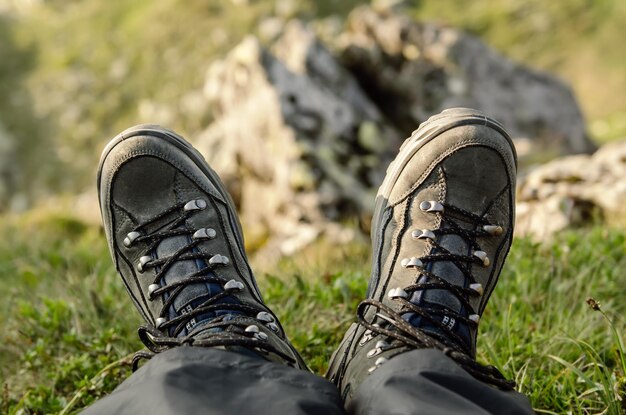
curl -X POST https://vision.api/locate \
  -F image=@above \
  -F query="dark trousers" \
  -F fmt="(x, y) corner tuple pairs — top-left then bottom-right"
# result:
(82, 347), (534, 414)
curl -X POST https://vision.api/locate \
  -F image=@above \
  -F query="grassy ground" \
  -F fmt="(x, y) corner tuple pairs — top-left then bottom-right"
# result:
(0, 211), (624, 414)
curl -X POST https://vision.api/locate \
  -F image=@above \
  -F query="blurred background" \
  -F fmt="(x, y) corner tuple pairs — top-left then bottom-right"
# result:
(0, 0), (625, 213)
(1, 1), (626, 413)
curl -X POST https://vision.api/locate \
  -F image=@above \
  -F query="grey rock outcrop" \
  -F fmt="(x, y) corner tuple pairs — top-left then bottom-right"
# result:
(517, 140), (626, 239)
(334, 6), (595, 157)
(189, 7), (596, 254)
(195, 25), (401, 256)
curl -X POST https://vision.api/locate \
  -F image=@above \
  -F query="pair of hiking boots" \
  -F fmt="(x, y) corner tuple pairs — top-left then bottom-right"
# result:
(97, 108), (517, 401)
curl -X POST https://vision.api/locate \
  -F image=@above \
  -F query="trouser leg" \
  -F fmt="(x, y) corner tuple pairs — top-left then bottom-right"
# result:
(82, 347), (346, 415)
(348, 349), (534, 415)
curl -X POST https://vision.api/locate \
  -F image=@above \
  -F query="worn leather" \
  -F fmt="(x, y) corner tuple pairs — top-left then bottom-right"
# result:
(98, 125), (307, 369)
(327, 109), (517, 404)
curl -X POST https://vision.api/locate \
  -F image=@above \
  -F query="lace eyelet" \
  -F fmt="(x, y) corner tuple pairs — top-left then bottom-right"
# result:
(137, 255), (152, 273)
(184, 199), (207, 212)
(359, 325), (379, 346)
(224, 279), (244, 291)
(209, 254), (229, 265)
(483, 225), (503, 236)
(469, 283), (484, 296)
(411, 229), (436, 241)
(123, 231), (141, 247)
(245, 325), (268, 340)
(388, 287), (409, 299)
(367, 340), (390, 358)
(245, 325), (260, 334)
(401, 257), (423, 268)
(256, 311), (275, 323)
(359, 333), (372, 346)
(192, 228), (217, 240)
(367, 357), (388, 373)
(419, 200), (444, 213)
(148, 284), (160, 298)
(366, 348), (379, 358)
(473, 250), (490, 267)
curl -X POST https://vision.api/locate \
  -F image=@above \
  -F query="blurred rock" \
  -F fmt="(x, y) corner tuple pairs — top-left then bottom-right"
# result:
(517, 140), (626, 239)
(335, 6), (595, 158)
(192, 6), (598, 253)
(195, 27), (400, 256)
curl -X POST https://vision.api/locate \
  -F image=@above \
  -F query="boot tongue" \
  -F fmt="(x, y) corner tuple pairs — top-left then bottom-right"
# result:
(401, 227), (472, 351)
(155, 230), (239, 337)
(420, 233), (466, 310)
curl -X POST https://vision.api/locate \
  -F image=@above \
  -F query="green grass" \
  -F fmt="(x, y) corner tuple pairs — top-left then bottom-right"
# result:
(1, 211), (625, 414)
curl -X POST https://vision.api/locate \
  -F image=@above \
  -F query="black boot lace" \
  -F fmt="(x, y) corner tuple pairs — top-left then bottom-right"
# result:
(124, 198), (294, 370)
(357, 200), (515, 390)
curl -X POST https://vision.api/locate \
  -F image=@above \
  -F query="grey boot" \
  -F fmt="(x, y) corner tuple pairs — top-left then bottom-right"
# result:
(327, 108), (517, 402)
(97, 125), (307, 370)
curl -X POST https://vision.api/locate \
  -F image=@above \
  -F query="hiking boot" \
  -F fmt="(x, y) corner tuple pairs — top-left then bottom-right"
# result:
(327, 108), (517, 401)
(97, 125), (307, 370)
